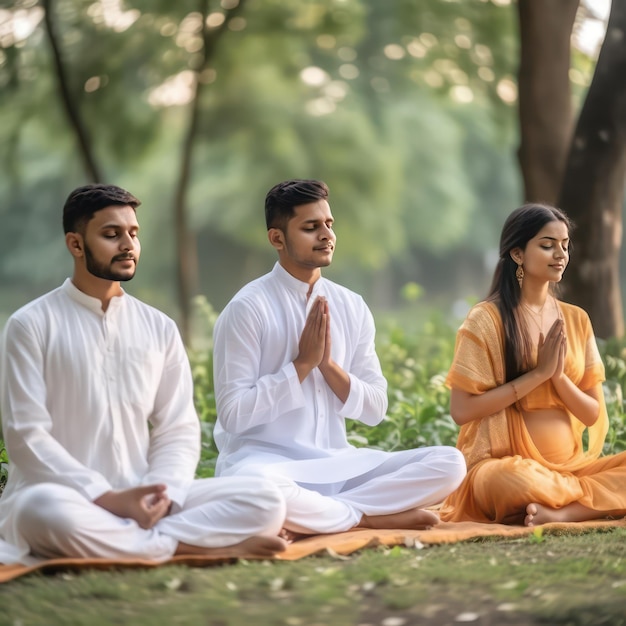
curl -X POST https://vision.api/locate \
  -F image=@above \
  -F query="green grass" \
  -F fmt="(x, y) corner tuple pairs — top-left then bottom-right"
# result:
(1, 530), (625, 625)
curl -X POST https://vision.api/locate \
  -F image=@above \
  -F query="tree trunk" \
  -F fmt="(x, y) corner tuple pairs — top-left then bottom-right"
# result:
(42, 0), (102, 182)
(517, 0), (579, 204)
(173, 0), (247, 345)
(559, 1), (626, 339)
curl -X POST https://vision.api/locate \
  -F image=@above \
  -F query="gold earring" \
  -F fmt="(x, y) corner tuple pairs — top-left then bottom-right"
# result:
(515, 264), (524, 289)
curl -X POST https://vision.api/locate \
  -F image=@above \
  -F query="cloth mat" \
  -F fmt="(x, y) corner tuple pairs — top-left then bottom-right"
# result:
(1, 518), (624, 583)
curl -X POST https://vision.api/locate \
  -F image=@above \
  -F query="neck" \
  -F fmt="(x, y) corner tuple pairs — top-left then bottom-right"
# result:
(520, 281), (550, 309)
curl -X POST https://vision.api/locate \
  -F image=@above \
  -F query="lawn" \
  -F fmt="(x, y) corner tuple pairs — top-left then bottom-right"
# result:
(1, 529), (625, 625)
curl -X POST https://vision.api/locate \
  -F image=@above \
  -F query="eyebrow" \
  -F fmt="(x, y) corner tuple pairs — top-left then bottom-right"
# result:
(301, 218), (333, 225)
(100, 223), (139, 230)
(538, 236), (568, 241)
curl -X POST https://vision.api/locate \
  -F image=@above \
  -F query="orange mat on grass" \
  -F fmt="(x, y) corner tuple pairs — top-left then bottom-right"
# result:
(1, 518), (624, 583)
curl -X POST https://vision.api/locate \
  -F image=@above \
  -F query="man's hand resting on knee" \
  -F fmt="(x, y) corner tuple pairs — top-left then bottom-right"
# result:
(94, 484), (171, 529)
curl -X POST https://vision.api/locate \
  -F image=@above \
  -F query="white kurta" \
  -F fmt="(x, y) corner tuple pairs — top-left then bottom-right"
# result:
(213, 263), (466, 533)
(0, 279), (285, 565)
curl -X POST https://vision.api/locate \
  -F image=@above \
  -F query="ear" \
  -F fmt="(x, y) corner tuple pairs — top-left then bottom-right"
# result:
(509, 247), (523, 265)
(268, 228), (285, 251)
(66, 232), (84, 258)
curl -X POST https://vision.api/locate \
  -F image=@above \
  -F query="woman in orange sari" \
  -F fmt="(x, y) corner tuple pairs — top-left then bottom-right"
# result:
(440, 203), (626, 526)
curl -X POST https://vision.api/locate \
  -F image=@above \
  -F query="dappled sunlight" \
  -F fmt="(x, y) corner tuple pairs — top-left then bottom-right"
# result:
(450, 85), (473, 104)
(300, 65), (329, 87)
(89, 0), (139, 32)
(148, 70), (196, 107)
(383, 44), (405, 60)
(496, 77), (517, 104)
(0, 6), (43, 48)
(206, 12), (225, 28)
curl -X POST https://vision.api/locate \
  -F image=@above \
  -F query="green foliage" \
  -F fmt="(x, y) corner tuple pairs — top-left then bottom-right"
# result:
(597, 337), (626, 455)
(187, 300), (626, 477)
(0, 443), (8, 494)
(0, 0), (524, 312)
(347, 312), (459, 451)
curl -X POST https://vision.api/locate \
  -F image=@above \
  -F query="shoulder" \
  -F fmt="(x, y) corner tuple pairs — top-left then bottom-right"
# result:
(462, 300), (500, 327)
(455, 300), (503, 346)
(321, 278), (372, 323)
(559, 301), (594, 336)
(227, 274), (272, 306)
(558, 300), (590, 321)
(123, 294), (181, 341)
(323, 277), (365, 303)
(4, 287), (65, 329)
(216, 274), (272, 324)
(126, 294), (174, 322)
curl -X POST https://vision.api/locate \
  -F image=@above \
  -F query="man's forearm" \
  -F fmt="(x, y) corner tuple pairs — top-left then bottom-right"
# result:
(318, 360), (351, 403)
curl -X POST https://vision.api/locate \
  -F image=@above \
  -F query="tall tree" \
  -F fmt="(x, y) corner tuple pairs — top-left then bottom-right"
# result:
(173, 0), (248, 344)
(559, 0), (626, 339)
(517, 0), (626, 338)
(42, 0), (102, 182)
(517, 0), (579, 204)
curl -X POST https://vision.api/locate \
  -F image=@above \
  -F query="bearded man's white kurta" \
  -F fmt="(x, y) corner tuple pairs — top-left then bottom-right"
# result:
(213, 263), (466, 534)
(0, 279), (285, 566)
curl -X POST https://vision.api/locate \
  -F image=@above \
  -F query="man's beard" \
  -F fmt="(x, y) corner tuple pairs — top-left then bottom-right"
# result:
(84, 244), (136, 282)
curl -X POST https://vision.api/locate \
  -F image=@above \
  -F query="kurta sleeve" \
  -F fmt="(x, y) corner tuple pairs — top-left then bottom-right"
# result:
(213, 299), (307, 434)
(0, 317), (113, 501)
(142, 322), (200, 508)
(336, 299), (388, 426)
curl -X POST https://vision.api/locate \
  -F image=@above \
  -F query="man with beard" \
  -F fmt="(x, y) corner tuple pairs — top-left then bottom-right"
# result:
(0, 184), (287, 566)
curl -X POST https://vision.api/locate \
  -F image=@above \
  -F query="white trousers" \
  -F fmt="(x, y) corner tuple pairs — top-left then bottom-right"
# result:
(261, 446), (466, 534)
(11, 476), (286, 561)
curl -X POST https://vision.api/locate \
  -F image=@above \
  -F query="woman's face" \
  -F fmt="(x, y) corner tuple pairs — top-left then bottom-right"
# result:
(513, 219), (570, 285)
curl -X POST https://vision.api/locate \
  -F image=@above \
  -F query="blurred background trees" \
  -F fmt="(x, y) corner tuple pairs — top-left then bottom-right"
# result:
(0, 0), (620, 343)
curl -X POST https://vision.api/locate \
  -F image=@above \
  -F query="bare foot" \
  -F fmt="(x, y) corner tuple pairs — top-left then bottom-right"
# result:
(175, 535), (288, 559)
(524, 503), (556, 527)
(524, 502), (607, 527)
(279, 528), (312, 543)
(359, 507), (439, 530)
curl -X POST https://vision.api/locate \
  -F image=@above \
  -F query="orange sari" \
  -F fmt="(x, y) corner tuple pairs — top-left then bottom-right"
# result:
(440, 301), (626, 523)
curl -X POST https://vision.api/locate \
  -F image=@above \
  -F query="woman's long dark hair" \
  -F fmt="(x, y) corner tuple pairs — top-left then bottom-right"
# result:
(487, 203), (572, 381)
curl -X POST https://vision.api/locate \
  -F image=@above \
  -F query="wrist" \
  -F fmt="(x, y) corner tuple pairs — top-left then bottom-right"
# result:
(293, 359), (314, 382)
(533, 366), (552, 384)
(318, 358), (334, 374)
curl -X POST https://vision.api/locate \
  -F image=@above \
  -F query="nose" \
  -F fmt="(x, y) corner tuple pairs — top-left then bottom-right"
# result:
(119, 232), (134, 251)
(320, 224), (333, 240)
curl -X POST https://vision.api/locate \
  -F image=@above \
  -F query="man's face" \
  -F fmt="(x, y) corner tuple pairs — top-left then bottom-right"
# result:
(272, 200), (336, 280)
(81, 205), (141, 282)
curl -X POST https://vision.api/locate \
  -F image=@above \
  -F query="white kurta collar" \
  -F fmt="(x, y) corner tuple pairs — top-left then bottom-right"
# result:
(62, 278), (126, 316)
(272, 262), (324, 299)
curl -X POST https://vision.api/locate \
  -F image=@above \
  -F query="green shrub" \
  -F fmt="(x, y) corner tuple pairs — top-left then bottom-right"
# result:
(1, 299), (624, 494)
(597, 337), (626, 455)
(0, 444), (8, 494)
(189, 300), (626, 476)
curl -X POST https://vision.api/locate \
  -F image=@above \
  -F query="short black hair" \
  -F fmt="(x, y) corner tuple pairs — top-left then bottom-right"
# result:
(63, 184), (141, 234)
(265, 179), (329, 230)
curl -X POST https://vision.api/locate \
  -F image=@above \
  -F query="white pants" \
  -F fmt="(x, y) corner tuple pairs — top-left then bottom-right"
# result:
(11, 477), (286, 561)
(261, 446), (466, 534)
